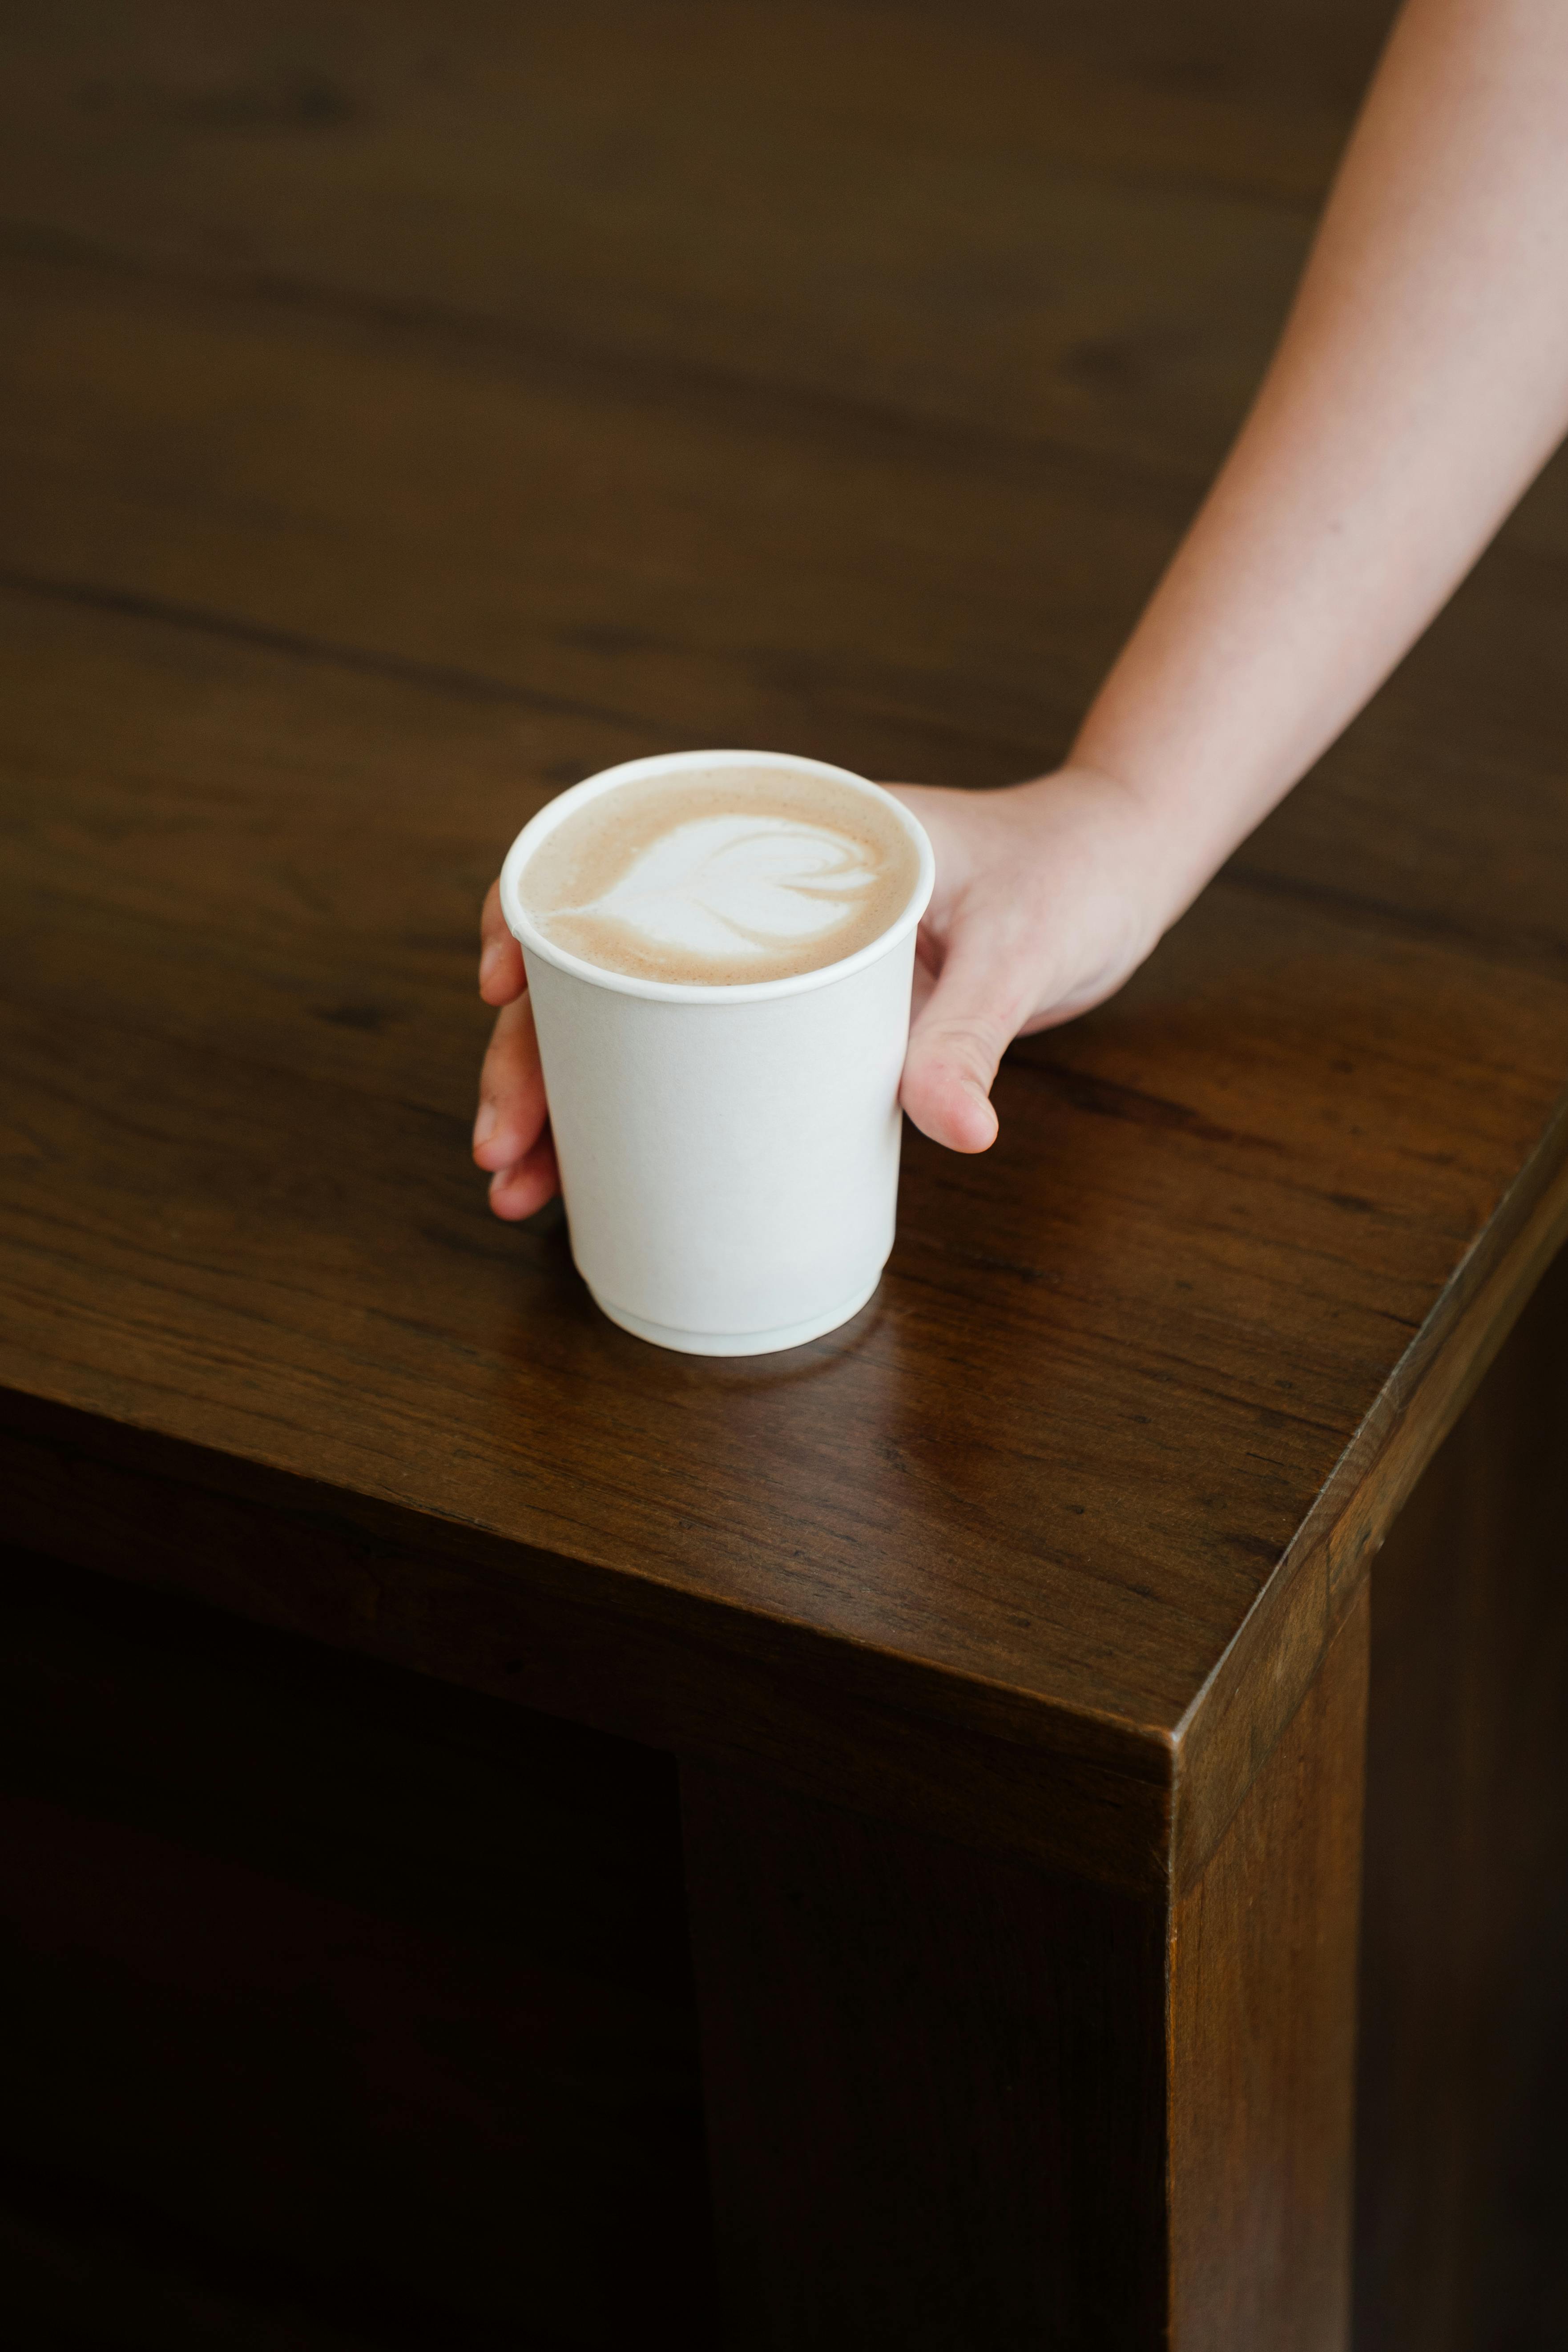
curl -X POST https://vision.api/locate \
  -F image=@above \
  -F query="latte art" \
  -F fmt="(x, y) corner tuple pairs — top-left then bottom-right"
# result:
(520, 767), (921, 984)
(574, 812), (883, 958)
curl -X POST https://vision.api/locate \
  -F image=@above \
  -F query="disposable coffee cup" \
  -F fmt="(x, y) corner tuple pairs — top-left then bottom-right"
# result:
(499, 749), (936, 1356)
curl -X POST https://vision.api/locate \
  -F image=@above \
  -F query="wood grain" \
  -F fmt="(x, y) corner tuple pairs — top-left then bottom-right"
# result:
(2, 0), (1568, 2332)
(0, 1389), (1173, 1895)
(0, 0), (1391, 483)
(1355, 1241), (1568, 2349)
(0, 537), (1564, 1890)
(1170, 1586), (1368, 2351)
(681, 1593), (1370, 2349)
(1172, 1121), (1568, 1888)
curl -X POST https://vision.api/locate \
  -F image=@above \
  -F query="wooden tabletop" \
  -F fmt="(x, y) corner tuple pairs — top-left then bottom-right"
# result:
(4, 0), (1567, 1904)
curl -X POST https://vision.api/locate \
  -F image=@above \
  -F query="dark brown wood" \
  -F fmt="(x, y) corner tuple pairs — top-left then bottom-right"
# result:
(1173, 1130), (1568, 1891)
(0, 0), (1394, 488)
(1355, 1240), (1568, 2349)
(682, 1592), (1367, 2349)
(0, 1542), (713, 2349)
(681, 1770), (1165, 2350)
(0, 1384), (1172, 1897)
(1, 403), (1566, 1894)
(1, 0), (1566, 2338)
(1171, 1586), (1368, 2351)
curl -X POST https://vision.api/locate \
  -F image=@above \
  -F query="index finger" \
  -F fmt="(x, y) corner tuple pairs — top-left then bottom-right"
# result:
(479, 878), (526, 1005)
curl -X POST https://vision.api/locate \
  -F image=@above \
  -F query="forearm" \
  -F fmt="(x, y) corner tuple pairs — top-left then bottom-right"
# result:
(1071, 0), (1568, 910)
(481, 0), (1568, 1174)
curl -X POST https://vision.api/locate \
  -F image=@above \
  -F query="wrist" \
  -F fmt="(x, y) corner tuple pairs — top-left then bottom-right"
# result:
(1013, 757), (1213, 943)
(1057, 732), (1252, 926)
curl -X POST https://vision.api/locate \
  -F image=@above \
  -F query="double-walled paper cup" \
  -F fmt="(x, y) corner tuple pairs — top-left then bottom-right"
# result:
(499, 750), (936, 1356)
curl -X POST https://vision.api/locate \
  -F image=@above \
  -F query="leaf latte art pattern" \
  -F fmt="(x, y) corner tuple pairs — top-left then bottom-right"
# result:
(566, 814), (882, 959)
(518, 767), (922, 983)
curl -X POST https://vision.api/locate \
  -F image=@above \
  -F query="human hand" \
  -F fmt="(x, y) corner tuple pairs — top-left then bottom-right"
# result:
(472, 880), (559, 1221)
(472, 766), (1185, 1215)
(886, 765), (1186, 1153)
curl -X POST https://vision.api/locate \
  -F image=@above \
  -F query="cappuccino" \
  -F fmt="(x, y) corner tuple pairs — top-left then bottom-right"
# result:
(518, 764), (921, 985)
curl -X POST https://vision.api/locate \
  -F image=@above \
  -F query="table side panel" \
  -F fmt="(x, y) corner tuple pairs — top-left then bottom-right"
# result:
(0, 1391), (1173, 1896)
(1355, 1239), (1568, 2349)
(1173, 1130), (1568, 1888)
(681, 1767), (1166, 2351)
(1169, 1585), (1368, 2352)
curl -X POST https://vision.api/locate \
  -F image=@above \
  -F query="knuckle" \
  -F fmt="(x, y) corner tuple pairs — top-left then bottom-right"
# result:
(926, 1016), (1005, 1073)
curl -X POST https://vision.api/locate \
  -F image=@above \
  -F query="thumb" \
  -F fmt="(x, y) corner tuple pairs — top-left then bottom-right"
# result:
(900, 937), (1025, 1153)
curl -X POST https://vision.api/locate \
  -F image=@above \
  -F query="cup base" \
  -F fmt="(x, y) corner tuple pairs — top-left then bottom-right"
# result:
(589, 1276), (881, 1357)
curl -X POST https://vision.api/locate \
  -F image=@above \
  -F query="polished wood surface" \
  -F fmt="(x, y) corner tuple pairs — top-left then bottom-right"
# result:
(4, 0), (1568, 1890)
(2, 3), (1567, 2342)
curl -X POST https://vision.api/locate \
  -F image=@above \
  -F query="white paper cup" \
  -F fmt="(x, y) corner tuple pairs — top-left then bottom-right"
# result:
(499, 749), (936, 1356)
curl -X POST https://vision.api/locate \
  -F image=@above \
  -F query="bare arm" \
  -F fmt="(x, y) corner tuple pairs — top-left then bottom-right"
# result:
(476, 0), (1568, 1206)
(894, 0), (1568, 1150)
(1076, 0), (1568, 906)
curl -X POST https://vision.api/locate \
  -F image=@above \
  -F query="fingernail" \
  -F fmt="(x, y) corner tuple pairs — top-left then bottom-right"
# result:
(479, 943), (504, 995)
(473, 1101), (498, 1149)
(488, 1163), (513, 1198)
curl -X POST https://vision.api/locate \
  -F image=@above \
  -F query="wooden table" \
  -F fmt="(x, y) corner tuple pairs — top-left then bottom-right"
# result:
(3, 5), (1567, 2345)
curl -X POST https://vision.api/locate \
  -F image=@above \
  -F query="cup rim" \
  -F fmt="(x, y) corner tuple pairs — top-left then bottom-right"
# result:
(498, 749), (936, 1003)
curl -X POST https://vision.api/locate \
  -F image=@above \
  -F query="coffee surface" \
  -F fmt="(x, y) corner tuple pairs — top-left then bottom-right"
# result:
(519, 767), (921, 984)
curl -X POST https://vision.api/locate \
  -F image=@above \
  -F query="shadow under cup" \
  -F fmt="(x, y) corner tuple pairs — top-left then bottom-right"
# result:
(498, 750), (937, 1356)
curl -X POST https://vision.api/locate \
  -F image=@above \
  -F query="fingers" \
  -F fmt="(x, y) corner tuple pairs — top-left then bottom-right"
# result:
(475, 883), (558, 1217)
(488, 1129), (561, 1222)
(479, 878), (525, 1005)
(474, 988), (549, 1165)
(475, 993), (560, 1219)
(901, 934), (1029, 1153)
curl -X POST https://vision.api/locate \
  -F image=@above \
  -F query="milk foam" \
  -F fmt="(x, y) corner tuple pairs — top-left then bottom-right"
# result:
(520, 769), (919, 985)
(576, 811), (882, 958)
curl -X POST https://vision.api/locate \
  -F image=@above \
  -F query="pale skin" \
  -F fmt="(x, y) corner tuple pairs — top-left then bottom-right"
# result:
(475, 0), (1568, 1214)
